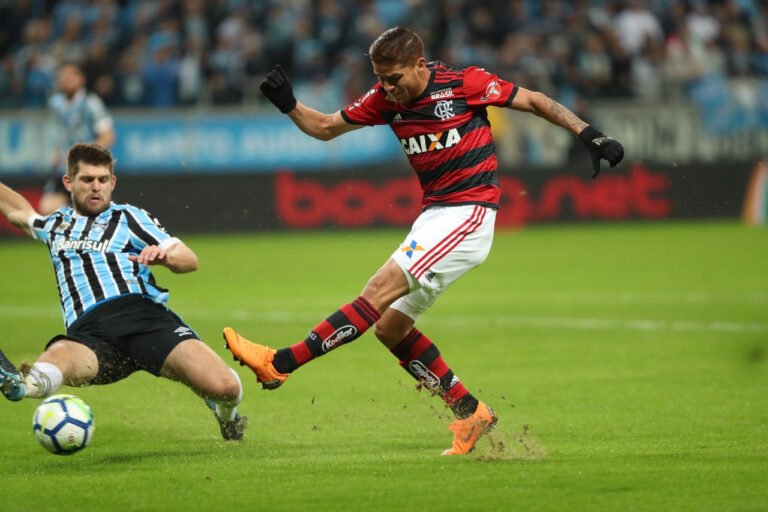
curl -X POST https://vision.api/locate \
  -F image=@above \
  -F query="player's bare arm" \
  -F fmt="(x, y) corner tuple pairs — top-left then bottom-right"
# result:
(128, 241), (199, 273)
(507, 87), (588, 135)
(0, 182), (37, 235)
(288, 103), (362, 141)
(509, 87), (625, 177)
(259, 65), (361, 141)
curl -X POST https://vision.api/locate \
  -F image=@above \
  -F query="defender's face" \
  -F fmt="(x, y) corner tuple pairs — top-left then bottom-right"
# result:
(372, 57), (429, 103)
(64, 163), (116, 216)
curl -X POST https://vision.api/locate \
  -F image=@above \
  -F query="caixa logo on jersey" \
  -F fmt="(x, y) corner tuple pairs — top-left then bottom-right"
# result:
(408, 360), (441, 389)
(321, 325), (358, 352)
(400, 128), (461, 155)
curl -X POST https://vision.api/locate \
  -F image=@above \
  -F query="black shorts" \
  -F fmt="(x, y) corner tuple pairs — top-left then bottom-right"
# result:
(42, 169), (68, 195)
(47, 294), (200, 385)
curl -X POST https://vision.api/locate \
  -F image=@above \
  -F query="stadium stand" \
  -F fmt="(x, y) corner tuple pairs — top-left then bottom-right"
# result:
(0, 0), (766, 110)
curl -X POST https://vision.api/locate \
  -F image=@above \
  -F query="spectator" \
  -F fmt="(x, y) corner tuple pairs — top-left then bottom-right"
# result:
(686, 0), (721, 44)
(115, 51), (145, 106)
(614, 0), (664, 56)
(631, 35), (666, 100)
(178, 37), (204, 106)
(48, 15), (88, 64)
(0, 55), (22, 108)
(141, 43), (180, 107)
(207, 31), (243, 105)
(576, 32), (613, 98)
(82, 41), (117, 105)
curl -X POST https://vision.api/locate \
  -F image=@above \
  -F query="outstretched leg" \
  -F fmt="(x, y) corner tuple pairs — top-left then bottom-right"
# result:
(161, 339), (246, 440)
(2, 341), (98, 401)
(225, 258), (409, 389)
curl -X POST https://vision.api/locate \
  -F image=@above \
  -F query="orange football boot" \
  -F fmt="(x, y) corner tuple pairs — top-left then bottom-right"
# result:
(441, 401), (497, 455)
(223, 327), (289, 390)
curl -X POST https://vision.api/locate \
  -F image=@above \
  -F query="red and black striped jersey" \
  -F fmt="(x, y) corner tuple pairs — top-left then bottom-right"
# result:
(341, 61), (518, 209)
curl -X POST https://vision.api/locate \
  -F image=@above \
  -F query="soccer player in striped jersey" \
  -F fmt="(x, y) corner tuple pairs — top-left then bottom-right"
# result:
(40, 62), (115, 215)
(225, 27), (624, 455)
(0, 143), (247, 441)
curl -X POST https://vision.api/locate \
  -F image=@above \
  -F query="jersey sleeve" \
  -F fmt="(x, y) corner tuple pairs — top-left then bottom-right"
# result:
(27, 214), (51, 242)
(340, 85), (389, 126)
(462, 66), (518, 109)
(86, 94), (113, 134)
(123, 205), (173, 249)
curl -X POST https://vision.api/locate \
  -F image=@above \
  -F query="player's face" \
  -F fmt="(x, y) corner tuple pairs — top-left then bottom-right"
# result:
(57, 65), (85, 97)
(64, 163), (116, 216)
(372, 57), (429, 103)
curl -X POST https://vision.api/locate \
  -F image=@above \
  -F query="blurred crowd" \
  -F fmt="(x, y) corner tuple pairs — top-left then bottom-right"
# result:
(1, 0), (767, 110)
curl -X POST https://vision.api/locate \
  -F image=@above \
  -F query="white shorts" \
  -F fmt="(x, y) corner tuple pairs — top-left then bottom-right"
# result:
(390, 204), (496, 320)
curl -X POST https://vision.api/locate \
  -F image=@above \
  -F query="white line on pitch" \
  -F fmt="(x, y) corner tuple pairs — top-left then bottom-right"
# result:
(1, 305), (765, 334)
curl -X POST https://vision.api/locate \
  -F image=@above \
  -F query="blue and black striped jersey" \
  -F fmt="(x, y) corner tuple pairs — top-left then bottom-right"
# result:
(28, 203), (180, 327)
(49, 89), (113, 174)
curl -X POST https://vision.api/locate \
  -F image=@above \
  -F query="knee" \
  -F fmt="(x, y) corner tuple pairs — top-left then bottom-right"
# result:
(360, 261), (411, 312)
(373, 322), (390, 344)
(206, 371), (241, 401)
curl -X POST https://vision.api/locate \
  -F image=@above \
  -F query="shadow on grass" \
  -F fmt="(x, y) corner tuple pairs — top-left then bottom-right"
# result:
(6, 447), (219, 475)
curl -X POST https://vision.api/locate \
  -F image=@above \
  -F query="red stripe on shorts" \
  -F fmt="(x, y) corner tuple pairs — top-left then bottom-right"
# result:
(411, 206), (485, 279)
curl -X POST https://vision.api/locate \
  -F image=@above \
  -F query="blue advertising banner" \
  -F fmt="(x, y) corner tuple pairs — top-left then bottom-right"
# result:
(0, 114), (56, 175)
(0, 112), (403, 175)
(114, 114), (402, 173)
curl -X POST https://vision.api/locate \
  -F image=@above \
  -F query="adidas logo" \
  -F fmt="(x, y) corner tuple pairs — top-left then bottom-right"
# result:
(393, 113), (403, 123)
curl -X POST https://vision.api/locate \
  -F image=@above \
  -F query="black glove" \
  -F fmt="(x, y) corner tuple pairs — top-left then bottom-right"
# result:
(578, 125), (625, 178)
(259, 65), (297, 114)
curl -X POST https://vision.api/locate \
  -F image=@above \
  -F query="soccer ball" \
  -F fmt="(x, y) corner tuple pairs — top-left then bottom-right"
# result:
(32, 394), (95, 455)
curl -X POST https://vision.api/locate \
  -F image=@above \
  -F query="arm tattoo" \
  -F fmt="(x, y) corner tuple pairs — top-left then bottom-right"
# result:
(545, 98), (588, 133)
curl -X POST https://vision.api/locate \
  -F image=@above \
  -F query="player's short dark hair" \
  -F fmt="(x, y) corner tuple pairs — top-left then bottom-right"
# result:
(67, 143), (115, 177)
(368, 27), (425, 66)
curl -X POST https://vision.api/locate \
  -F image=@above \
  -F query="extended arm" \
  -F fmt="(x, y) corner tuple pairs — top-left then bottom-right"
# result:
(0, 182), (37, 235)
(259, 65), (362, 141)
(509, 87), (589, 135)
(288, 103), (362, 141)
(508, 87), (624, 177)
(128, 239), (199, 274)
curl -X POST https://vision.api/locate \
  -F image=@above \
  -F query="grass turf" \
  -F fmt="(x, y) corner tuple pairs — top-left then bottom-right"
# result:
(0, 221), (766, 511)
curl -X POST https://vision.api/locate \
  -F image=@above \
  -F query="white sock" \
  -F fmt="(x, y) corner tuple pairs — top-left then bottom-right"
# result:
(211, 369), (243, 422)
(23, 362), (63, 399)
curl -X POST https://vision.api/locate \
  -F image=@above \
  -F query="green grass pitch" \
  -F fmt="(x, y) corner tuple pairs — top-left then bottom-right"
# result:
(1, 221), (766, 511)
